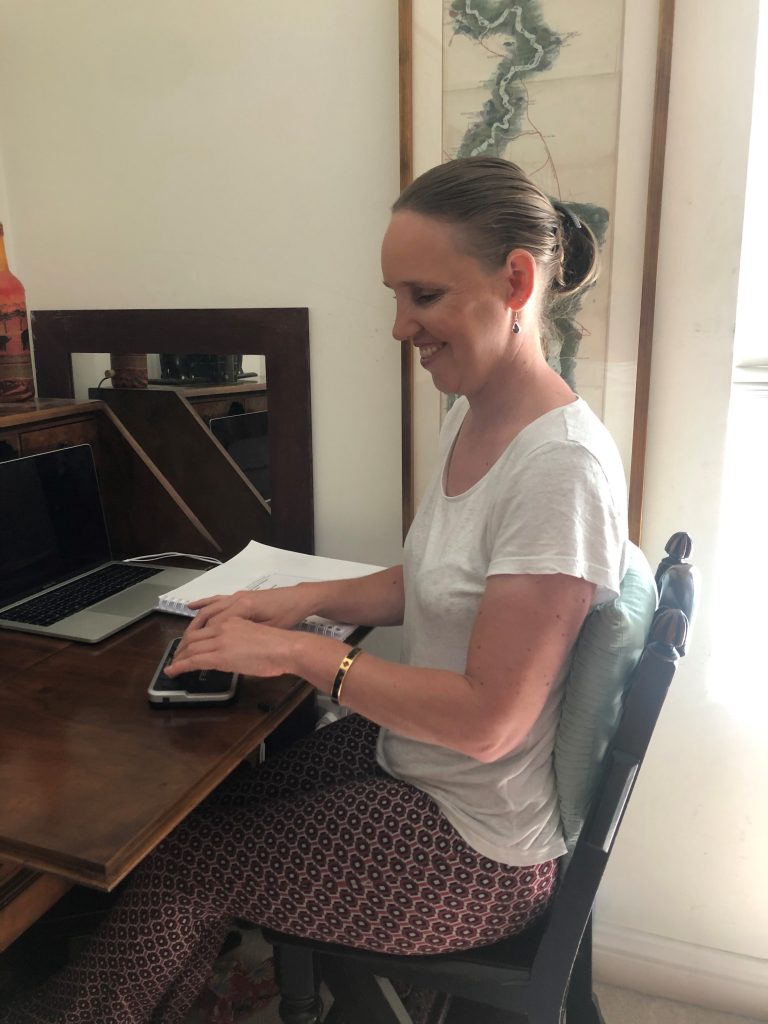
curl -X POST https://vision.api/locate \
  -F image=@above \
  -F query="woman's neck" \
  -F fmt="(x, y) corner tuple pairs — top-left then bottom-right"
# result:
(463, 342), (575, 437)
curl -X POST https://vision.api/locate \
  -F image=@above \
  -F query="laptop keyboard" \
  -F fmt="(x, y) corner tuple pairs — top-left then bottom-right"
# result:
(1, 564), (162, 626)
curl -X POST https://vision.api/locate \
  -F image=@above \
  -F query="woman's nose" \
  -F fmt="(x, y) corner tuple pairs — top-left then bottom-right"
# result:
(392, 303), (417, 343)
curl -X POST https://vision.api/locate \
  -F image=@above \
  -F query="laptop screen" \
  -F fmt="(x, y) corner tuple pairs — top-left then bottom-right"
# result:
(209, 410), (270, 501)
(0, 445), (112, 608)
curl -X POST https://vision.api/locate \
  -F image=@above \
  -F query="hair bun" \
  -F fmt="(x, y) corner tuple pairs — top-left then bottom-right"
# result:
(552, 200), (583, 233)
(551, 201), (599, 297)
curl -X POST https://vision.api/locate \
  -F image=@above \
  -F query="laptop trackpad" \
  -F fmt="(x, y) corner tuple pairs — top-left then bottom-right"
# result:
(91, 582), (170, 617)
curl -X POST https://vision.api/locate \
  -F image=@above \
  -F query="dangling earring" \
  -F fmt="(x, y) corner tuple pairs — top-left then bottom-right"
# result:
(512, 310), (521, 334)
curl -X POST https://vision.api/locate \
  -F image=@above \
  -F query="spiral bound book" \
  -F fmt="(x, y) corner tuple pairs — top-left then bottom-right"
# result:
(155, 540), (384, 641)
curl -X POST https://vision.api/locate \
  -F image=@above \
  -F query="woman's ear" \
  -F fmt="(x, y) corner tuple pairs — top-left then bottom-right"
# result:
(504, 248), (537, 311)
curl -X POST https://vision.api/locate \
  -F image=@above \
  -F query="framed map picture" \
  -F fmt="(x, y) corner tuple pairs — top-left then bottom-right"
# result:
(442, 0), (622, 416)
(402, 0), (674, 542)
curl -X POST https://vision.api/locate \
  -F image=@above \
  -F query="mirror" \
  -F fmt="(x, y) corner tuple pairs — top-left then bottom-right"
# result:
(68, 352), (266, 395)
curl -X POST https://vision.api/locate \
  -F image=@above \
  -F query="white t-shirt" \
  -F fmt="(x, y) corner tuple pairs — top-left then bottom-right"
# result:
(376, 396), (628, 865)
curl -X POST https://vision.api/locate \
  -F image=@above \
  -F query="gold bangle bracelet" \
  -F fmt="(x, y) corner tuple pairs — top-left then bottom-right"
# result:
(330, 646), (363, 706)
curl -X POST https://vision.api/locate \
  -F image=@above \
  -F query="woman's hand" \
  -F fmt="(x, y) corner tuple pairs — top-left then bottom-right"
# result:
(183, 584), (318, 636)
(166, 616), (298, 680)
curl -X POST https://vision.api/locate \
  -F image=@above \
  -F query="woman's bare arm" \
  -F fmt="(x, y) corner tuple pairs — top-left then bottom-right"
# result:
(303, 566), (405, 626)
(169, 571), (593, 761)
(181, 566), (405, 637)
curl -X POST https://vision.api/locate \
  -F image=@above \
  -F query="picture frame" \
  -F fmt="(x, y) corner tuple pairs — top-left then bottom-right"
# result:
(399, 0), (675, 544)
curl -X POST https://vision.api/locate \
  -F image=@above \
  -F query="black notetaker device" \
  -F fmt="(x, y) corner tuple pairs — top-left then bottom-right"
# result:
(148, 637), (239, 707)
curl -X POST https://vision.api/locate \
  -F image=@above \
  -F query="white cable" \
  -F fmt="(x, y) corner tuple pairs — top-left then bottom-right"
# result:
(123, 552), (222, 565)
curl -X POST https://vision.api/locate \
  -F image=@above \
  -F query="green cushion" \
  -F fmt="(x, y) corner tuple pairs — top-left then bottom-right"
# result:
(555, 542), (658, 853)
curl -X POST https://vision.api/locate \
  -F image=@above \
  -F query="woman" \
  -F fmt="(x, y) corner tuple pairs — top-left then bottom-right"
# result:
(3, 157), (627, 1024)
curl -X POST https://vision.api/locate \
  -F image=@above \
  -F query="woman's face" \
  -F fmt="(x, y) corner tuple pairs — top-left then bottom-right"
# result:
(381, 210), (518, 398)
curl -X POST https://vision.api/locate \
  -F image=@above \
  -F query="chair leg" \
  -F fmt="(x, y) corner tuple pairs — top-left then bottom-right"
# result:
(320, 1004), (348, 1024)
(274, 944), (322, 1024)
(565, 923), (605, 1024)
(321, 957), (414, 1024)
(442, 996), (521, 1024)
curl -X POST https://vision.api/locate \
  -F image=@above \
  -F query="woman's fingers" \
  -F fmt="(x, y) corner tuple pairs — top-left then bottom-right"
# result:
(167, 628), (226, 674)
(187, 595), (225, 609)
(184, 588), (311, 632)
(166, 644), (218, 675)
(184, 594), (244, 632)
(168, 617), (294, 679)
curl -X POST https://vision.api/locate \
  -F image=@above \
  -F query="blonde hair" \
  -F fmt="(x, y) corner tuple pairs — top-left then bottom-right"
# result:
(393, 157), (599, 300)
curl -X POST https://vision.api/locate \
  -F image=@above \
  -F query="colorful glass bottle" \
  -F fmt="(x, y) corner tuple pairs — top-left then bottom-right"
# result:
(0, 223), (34, 402)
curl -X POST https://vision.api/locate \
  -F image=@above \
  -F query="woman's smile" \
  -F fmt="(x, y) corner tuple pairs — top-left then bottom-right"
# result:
(416, 341), (446, 366)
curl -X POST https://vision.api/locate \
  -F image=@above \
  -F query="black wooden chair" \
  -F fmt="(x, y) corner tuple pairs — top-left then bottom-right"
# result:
(264, 533), (697, 1024)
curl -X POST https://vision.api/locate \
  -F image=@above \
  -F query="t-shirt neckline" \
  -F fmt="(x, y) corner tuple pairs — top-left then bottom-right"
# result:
(441, 396), (583, 500)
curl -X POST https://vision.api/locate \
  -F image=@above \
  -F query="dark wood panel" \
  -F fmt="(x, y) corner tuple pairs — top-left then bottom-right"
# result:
(399, 0), (414, 538)
(628, 0), (676, 544)
(185, 386), (268, 423)
(93, 405), (222, 560)
(0, 398), (103, 426)
(19, 417), (101, 459)
(91, 388), (270, 559)
(0, 429), (19, 461)
(30, 308), (314, 554)
(0, 862), (71, 953)
(0, 614), (313, 890)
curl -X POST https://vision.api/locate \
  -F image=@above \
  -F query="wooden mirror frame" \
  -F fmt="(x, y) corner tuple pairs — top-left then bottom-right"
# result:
(397, 0), (675, 545)
(30, 307), (314, 553)
(399, 0), (414, 536)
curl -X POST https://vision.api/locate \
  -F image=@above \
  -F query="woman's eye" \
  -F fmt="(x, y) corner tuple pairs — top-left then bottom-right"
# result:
(415, 292), (440, 306)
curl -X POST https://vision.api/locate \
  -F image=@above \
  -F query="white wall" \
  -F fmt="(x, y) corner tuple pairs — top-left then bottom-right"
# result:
(595, 0), (768, 1015)
(0, 0), (404, 570)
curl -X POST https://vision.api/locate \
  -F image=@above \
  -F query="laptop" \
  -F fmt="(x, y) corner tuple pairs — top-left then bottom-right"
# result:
(0, 445), (205, 643)
(209, 410), (270, 503)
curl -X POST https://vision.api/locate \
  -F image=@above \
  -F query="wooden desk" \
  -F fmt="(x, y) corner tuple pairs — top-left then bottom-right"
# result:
(0, 395), (318, 950)
(0, 614), (313, 947)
